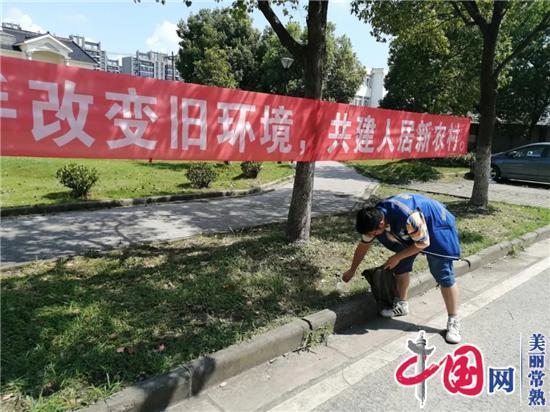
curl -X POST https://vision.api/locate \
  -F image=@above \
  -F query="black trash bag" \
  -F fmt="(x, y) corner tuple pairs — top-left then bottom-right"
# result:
(361, 266), (398, 310)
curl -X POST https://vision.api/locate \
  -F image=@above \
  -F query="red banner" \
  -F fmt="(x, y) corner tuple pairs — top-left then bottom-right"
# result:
(0, 57), (470, 161)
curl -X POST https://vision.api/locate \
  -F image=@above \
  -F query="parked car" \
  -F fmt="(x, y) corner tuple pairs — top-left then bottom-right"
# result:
(470, 142), (550, 184)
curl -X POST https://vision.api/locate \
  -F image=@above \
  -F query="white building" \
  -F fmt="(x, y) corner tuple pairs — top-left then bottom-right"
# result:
(121, 51), (180, 81)
(69, 35), (121, 74)
(352, 67), (386, 108)
(0, 22), (96, 69)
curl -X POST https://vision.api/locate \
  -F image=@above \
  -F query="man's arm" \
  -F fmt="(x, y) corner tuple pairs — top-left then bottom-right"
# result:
(385, 211), (430, 269)
(384, 243), (426, 269)
(342, 241), (370, 282)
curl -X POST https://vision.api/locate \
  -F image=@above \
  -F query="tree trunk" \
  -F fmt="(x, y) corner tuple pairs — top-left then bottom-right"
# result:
(470, 31), (498, 208)
(287, 162), (316, 241)
(286, 1), (328, 242)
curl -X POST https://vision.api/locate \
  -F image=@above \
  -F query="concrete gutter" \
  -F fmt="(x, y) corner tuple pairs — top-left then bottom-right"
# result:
(0, 175), (294, 218)
(81, 223), (550, 412)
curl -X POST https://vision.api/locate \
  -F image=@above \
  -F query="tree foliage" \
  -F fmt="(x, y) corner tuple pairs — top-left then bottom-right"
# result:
(378, 1), (549, 131)
(192, 47), (238, 88)
(380, 21), (481, 115)
(175, 7), (365, 104)
(255, 22), (305, 96)
(176, 8), (262, 89)
(352, 0), (550, 208)
(496, 32), (550, 135)
(324, 28), (367, 103)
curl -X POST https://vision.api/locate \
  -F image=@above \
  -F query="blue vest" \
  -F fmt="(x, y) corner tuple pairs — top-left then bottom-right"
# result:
(376, 193), (461, 258)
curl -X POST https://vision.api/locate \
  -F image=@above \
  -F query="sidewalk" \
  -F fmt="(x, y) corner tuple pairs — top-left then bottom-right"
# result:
(0, 162), (377, 267)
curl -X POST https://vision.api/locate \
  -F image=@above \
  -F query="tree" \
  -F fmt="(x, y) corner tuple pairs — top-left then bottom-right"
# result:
(323, 29), (367, 103)
(257, 22), (366, 102)
(176, 8), (262, 89)
(255, 23), (306, 97)
(192, 47), (238, 88)
(456, 1), (549, 207)
(177, 9), (365, 104)
(376, 2), (549, 138)
(173, 2), (364, 242)
(497, 35), (550, 138)
(352, 0), (550, 208)
(256, 0), (328, 242)
(380, 23), (480, 115)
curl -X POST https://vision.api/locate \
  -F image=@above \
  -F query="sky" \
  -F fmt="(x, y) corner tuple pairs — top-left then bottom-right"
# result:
(1, 0), (389, 70)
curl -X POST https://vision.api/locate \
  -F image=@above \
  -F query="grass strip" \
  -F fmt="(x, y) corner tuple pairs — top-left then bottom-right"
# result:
(347, 159), (468, 184)
(0, 158), (294, 208)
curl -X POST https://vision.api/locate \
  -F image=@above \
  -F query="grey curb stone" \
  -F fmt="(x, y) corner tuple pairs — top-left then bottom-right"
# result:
(82, 320), (309, 412)
(81, 224), (550, 412)
(0, 175), (294, 218)
(185, 319), (309, 393)
(80, 367), (192, 412)
(302, 309), (337, 332)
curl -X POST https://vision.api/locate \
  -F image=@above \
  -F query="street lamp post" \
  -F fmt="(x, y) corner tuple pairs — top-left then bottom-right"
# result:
(280, 56), (294, 96)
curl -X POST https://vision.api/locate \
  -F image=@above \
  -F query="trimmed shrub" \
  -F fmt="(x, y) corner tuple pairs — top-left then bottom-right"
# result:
(56, 163), (99, 198)
(186, 162), (218, 188)
(240, 161), (263, 178)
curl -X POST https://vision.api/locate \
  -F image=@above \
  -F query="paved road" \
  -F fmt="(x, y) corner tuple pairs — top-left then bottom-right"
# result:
(403, 179), (550, 208)
(0, 162), (377, 266)
(169, 239), (550, 412)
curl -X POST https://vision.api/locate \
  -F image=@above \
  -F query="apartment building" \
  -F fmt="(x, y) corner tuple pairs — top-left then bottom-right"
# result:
(121, 51), (180, 81)
(106, 58), (121, 73)
(69, 34), (121, 74)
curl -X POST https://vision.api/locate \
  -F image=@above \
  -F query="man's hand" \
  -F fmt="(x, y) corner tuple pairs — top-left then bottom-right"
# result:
(342, 269), (355, 282)
(384, 254), (402, 270)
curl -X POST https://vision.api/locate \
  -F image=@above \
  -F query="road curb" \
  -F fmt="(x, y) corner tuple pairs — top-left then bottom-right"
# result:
(0, 175), (294, 218)
(81, 223), (550, 412)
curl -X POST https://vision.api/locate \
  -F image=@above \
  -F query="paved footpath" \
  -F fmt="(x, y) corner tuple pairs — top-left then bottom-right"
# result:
(403, 179), (550, 208)
(168, 238), (550, 412)
(0, 162), (377, 267)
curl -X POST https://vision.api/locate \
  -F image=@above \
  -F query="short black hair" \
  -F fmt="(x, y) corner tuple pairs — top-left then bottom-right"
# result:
(355, 207), (383, 234)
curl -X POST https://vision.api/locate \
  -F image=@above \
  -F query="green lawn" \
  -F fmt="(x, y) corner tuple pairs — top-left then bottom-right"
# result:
(2, 187), (549, 411)
(347, 159), (469, 184)
(0, 157), (294, 208)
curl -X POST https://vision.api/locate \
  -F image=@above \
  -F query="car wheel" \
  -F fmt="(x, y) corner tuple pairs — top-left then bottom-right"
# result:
(490, 165), (502, 182)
